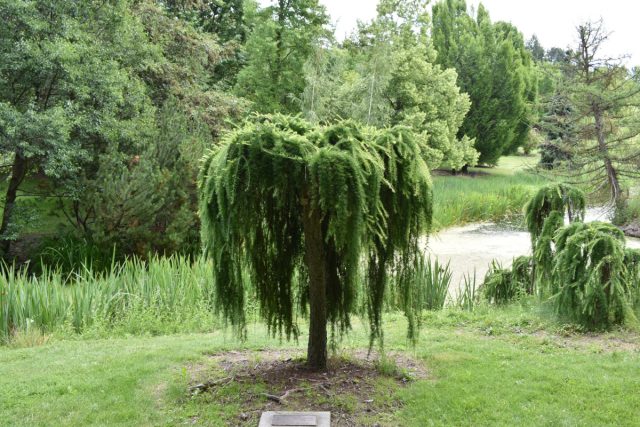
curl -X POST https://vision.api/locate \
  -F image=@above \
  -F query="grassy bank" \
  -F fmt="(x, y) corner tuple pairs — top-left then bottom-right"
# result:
(432, 155), (548, 230)
(2, 307), (639, 426)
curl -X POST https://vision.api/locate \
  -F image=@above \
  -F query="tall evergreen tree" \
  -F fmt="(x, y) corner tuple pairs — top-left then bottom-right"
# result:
(432, 0), (538, 165)
(561, 20), (640, 208)
(236, 0), (329, 113)
(526, 35), (545, 63)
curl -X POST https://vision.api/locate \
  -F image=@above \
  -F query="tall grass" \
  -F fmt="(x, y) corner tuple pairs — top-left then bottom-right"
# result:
(419, 257), (452, 310)
(455, 271), (479, 311)
(433, 172), (548, 230)
(0, 256), (219, 342)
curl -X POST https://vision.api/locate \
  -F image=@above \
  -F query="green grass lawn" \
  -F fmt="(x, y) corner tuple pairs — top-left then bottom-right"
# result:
(482, 154), (540, 176)
(3, 307), (639, 426)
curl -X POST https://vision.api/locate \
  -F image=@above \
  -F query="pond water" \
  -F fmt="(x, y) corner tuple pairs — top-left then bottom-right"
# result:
(426, 207), (640, 293)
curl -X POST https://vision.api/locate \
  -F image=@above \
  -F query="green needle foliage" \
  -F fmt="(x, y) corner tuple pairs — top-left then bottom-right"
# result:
(524, 183), (586, 293)
(481, 256), (533, 305)
(625, 249), (640, 308)
(517, 184), (637, 329)
(553, 222), (635, 330)
(198, 114), (433, 368)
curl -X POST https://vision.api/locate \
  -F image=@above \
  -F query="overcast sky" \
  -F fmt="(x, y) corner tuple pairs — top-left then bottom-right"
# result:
(258, 0), (639, 65)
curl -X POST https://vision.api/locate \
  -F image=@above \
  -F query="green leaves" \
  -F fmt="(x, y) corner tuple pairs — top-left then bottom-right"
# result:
(235, 0), (329, 114)
(198, 115), (433, 347)
(525, 183), (586, 294)
(298, 0), (478, 170)
(523, 184), (637, 329)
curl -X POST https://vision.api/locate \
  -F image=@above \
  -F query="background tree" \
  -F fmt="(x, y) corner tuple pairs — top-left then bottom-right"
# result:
(432, 0), (538, 165)
(235, 0), (329, 113)
(546, 47), (569, 64)
(526, 35), (545, 63)
(0, 0), (245, 259)
(539, 91), (576, 169)
(198, 115), (433, 369)
(0, 0), (155, 256)
(300, 0), (478, 170)
(561, 20), (640, 210)
(160, 0), (251, 86)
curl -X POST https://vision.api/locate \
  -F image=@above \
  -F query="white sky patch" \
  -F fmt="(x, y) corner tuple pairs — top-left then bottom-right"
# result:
(467, 0), (638, 65)
(257, 0), (639, 65)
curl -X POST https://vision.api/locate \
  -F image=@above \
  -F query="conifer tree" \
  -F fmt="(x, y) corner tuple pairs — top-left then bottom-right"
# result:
(560, 21), (640, 210)
(198, 115), (433, 370)
(236, 0), (329, 113)
(432, 0), (538, 165)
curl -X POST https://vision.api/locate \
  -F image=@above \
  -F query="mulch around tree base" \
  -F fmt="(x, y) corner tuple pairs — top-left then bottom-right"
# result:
(185, 349), (428, 426)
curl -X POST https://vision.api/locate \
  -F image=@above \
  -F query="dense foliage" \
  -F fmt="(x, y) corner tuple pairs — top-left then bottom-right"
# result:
(198, 115), (433, 367)
(553, 222), (635, 329)
(432, 0), (538, 165)
(525, 183), (586, 294)
(0, 0), (244, 259)
(0, 0), (559, 263)
(482, 256), (533, 304)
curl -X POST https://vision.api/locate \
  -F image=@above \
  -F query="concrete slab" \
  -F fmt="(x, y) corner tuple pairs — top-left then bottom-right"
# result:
(258, 411), (330, 427)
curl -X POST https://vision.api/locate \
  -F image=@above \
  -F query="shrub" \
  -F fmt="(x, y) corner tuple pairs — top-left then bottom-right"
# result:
(553, 222), (635, 330)
(525, 183), (586, 294)
(482, 256), (533, 305)
(625, 248), (640, 308)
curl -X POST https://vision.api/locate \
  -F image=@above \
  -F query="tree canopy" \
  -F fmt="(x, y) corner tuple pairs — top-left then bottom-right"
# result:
(432, 0), (538, 164)
(235, 0), (330, 113)
(0, 0), (244, 257)
(298, 0), (478, 170)
(560, 21), (640, 209)
(198, 115), (433, 369)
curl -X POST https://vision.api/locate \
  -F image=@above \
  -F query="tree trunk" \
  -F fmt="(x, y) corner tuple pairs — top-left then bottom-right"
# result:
(275, 0), (287, 109)
(593, 108), (622, 203)
(301, 198), (327, 371)
(0, 152), (28, 257)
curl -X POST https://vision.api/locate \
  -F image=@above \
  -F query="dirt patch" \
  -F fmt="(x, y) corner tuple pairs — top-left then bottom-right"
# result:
(185, 349), (428, 426)
(529, 330), (640, 353)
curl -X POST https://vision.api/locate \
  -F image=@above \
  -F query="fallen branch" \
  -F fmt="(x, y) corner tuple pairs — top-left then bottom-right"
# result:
(189, 376), (234, 394)
(262, 388), (303, 404)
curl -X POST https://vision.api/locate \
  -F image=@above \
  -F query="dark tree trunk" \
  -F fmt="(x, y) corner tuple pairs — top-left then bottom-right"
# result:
(593, 108), (622, 202)
(301, 198), (328, 371)
(0, 152), (28, 257)
(275, 0), (287, 109)
(367, 242), (388, 343)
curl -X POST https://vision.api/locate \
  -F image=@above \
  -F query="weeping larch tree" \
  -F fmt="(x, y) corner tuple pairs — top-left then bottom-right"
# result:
(524, 183), (586, 295)
(198, 115), (432, 370)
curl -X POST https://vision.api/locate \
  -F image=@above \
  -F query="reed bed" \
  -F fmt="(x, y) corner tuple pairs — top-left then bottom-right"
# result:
(0, 256), (219, 342)
(432, 171), (548, 230)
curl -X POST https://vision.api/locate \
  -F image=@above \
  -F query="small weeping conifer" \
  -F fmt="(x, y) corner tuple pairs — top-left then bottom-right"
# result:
(553, 222), (635, 329)
(198, 115), (432, 369)
(524, 183), (586, 294)
(523, 184), (638, 329)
